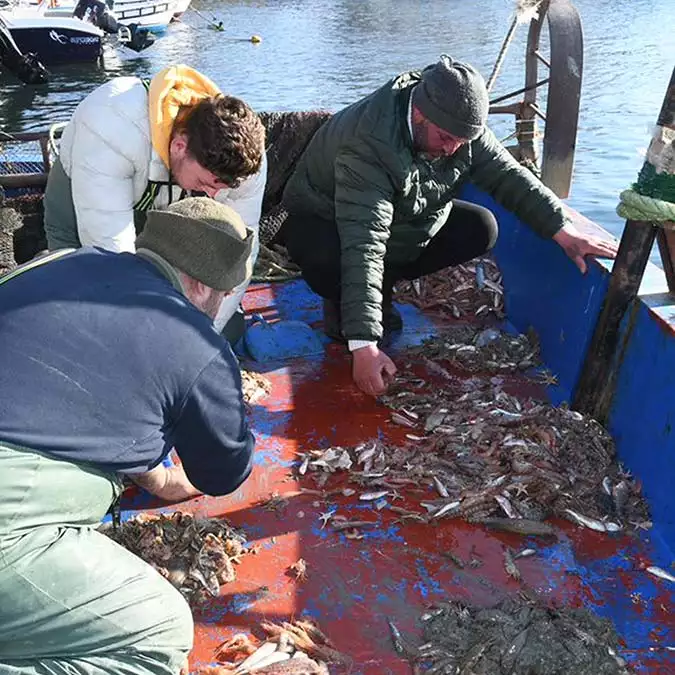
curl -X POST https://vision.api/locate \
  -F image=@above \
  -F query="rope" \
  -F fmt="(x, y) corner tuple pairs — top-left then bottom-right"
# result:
(486, 0), (543, 93)
(616, 126), (675, 223)
(616, 190), (675, 223)
(486, 16), (519, 93)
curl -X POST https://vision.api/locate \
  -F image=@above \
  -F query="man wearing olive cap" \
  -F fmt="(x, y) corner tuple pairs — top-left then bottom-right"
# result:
(282, 55), (618, 397)
(0, 198), (255, 674)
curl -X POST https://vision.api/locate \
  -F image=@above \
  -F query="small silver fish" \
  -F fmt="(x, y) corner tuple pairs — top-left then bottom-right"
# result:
(475, 262), (486, 289)
(433, 476), (450, 498)
(482, 517), (557, 537)
(433, 500), (461, 519)
(490, 408), (522, 420)
(391, 412), (417, 428)
(298, 455), (310, 476)
(612, 480), (630, 516)
(565, 509), (621, 533)
(646, 566), (675, 583)
(494, 494), (518, 519)
(486, 474), (508, 488)
(234, 641), (278, 673)
(514, 548), (536, 560)
(359, 491), (390, 501)
(425, 408), (448, 433)
(602, 476), (613, 496)
(502, 438), (529, 449)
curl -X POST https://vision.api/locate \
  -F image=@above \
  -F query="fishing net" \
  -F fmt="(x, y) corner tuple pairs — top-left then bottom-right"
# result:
(257, 111), (332, 247)
(411, 597), (631, 674)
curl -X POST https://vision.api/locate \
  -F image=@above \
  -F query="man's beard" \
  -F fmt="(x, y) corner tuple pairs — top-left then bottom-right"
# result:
(201, 289), (224, 320)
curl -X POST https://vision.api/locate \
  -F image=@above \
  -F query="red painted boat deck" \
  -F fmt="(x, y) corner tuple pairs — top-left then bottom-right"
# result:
(121, 280), (675, 674)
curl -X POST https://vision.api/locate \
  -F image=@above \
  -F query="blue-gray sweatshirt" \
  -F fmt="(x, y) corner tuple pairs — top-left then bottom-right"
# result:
(0, 247), (254, 496)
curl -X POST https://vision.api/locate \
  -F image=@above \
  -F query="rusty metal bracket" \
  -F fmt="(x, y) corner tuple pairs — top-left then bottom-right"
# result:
(524, 0), (583, 198)
(487, 0), (583, 198)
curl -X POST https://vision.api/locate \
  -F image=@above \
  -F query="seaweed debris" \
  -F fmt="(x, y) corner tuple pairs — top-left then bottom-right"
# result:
(103, 511), (247, 606)
(242, 369), (273, 405)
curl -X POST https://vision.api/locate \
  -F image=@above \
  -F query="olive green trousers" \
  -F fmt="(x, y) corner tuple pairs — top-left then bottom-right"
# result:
(0, 443), (193, 675)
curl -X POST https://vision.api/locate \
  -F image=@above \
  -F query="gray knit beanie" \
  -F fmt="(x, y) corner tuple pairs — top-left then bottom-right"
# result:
(414, 54), (489, 140)
(136, 197), (253, 292)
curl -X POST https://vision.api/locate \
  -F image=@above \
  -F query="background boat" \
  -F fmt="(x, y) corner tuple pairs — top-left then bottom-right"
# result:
(0, 4), (103, 63)
(41, 0), (187, 31)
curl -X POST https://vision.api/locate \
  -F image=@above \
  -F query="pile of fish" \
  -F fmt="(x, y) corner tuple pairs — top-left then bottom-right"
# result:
(104, 511), (247, 606)
(241, 369), (273, 405)
(406, 325), (541, 374)
(296, 331), (651, 535)
(396, 596), (631, 674)
(200, 618), (347, 674)
(394, 257), (505, 321)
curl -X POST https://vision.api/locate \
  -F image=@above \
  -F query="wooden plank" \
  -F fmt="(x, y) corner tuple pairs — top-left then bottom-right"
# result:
(573, 65), (675, 420)
(0, 173), (48, 188)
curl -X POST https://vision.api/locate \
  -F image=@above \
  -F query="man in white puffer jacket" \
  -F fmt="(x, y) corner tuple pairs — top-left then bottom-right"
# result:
(43, 64), (267, 336)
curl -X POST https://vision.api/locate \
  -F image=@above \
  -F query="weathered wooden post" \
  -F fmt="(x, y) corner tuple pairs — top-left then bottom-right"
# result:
(573, 66), (675, 421)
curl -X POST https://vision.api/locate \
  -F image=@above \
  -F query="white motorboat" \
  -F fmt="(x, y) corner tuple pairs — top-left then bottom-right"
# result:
(39, 0), (185, 31)
(0, 0), (155, 65)
(0, 5), (103, 63)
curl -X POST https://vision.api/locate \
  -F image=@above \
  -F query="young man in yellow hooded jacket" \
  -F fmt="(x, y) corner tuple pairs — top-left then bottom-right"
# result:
(43, 64), (267, 336)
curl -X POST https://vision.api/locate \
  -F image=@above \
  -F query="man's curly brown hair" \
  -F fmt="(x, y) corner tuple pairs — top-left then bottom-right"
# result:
(175, 94), (265, 189)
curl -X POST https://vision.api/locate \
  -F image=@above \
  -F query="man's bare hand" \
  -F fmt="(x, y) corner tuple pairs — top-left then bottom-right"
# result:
(128, 462), (201, 503)
(352, 344), (397, 396)
(552, 222), (619, 274)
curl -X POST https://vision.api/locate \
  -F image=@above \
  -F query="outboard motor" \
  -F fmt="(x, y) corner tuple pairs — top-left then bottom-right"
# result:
(73, 0), (155, 52)
(0, 24), (49, 84)
(123, 23), (155, 53)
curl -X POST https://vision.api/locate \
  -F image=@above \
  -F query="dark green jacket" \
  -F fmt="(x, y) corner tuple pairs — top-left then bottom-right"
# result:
(283, 71), (568, 341)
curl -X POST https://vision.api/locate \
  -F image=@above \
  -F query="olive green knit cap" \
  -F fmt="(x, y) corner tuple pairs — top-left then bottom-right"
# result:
(136, 197), (253, 292)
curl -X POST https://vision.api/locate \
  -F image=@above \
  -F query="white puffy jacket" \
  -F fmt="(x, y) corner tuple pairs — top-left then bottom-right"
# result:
(58, 76), (267, 331)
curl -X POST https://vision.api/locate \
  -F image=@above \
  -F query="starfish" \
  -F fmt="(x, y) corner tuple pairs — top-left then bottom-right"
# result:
(630, 592), (643, 605)
(537, 370), (559, 386)
(630, 520), (653, 531)
(511, 482), (529, 497)
(318, 510), (335, 529)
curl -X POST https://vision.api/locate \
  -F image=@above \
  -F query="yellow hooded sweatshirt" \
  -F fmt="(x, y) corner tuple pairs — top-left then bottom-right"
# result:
(147, 64), (221, 169)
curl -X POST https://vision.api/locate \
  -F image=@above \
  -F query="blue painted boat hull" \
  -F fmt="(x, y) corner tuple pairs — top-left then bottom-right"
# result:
(9, 26), (101, 63)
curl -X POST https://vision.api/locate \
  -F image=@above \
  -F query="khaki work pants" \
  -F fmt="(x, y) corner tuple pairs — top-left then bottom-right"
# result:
(0, 444), (193, 675)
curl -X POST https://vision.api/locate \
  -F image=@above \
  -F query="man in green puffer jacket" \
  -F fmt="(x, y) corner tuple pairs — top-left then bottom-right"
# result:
(281, 55), (618, 396)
